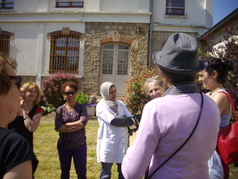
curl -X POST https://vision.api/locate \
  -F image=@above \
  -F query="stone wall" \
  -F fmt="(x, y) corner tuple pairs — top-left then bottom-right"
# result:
(82, 22), (149, 95)
(20, 27), (197, 99)
(21, 76), (36, 86)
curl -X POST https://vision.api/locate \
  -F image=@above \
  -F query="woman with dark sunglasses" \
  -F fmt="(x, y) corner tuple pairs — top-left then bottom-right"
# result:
(55, 81), (88, 179)
(0, 56), (38, 178)
(8, 82), (44, 148)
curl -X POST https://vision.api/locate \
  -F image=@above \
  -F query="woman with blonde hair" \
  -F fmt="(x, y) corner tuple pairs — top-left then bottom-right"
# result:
(9, 81), (44, 147)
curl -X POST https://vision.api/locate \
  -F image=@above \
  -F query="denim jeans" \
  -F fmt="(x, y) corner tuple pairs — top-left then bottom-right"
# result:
(57, 142), (87, 179)
(100, 162), (124, 179)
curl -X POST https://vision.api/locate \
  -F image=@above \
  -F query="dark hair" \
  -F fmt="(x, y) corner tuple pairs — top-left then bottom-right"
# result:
(203, 57), (233, 84)
(160, 68), (196, 84)
(109, 85), (116, 90)
(61, 81), (78, 94)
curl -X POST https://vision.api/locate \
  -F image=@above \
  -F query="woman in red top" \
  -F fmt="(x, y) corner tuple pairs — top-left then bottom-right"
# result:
(9, 82), (43, 147)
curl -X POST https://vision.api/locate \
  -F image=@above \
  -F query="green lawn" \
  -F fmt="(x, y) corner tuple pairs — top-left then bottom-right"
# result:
(34, 114), (238, 179)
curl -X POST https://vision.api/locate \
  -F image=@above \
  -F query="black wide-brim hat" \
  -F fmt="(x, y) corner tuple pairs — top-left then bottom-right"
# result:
(153, 33), (204, 74)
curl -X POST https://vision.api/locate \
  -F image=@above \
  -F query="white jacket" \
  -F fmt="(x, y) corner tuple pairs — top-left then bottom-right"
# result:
(96, 100), (133, 163)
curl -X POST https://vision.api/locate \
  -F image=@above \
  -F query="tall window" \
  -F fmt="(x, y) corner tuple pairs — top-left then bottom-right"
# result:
(166, 0), (185, 15)
(0, 0), (14, 9)
(49, 30), (81, 74)
(56, 0), (84, 8)
(0, 30), (11, 58)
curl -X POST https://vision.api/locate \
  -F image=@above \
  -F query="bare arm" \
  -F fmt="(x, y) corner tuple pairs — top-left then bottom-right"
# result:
(212, 93), (230, 115)
(24, 112), (42, 132)
(3, 160), (32, 179)
(20, 100), (42, 132)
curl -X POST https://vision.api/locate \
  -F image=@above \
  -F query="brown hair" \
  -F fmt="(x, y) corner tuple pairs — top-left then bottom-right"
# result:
(61, 81), (78, 94)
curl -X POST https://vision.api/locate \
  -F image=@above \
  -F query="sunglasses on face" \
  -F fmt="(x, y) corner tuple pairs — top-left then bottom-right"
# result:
(64, 91), (76, 96)
(7, 75), (22, 89)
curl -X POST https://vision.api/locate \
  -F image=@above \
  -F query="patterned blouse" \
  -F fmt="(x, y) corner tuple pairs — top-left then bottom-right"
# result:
(55, 103), (88, 149)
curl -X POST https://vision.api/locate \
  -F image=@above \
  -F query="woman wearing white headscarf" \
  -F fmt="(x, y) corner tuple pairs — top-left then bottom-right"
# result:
(96, 82), (134, 179)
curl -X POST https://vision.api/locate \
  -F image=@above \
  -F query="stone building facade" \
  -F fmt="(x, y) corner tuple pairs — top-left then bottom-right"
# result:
(0, 0), (213, 97)
(82, 22), (149, 95)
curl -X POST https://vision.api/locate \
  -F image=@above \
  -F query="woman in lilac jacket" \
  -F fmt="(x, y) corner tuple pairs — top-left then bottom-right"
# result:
(122, 33), (220, 179)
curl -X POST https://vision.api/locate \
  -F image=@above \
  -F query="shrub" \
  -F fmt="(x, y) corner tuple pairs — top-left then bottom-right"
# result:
(38, 96), (53, 116)
(123, 67), (159, 118)
(75, 92), (89, 105)
(41, 74), (80, 109)
(39, 102), (53, 116)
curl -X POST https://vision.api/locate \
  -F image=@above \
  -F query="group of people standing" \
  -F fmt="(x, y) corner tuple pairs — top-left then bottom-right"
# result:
(0, 56), (88, 179)
(99, 33), (234, 179)
(121, 33), (234, 179)
(0, 32), (235, 179)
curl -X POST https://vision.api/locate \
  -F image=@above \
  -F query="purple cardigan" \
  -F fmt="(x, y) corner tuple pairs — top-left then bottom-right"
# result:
(122, 93), (220, 179)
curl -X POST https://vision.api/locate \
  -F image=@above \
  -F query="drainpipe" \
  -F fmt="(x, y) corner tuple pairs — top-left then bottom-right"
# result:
(148, 0), (154, 68)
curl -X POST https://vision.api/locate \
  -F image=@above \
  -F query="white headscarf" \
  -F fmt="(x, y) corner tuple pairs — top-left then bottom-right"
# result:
(100, 82), (118, 114)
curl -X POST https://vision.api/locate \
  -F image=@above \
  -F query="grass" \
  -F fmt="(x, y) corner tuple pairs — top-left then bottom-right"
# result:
(34, 113), (238, 179)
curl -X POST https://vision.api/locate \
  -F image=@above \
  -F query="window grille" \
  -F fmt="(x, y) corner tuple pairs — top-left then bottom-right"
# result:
(49, 34), (80, 74)
(166, 0), (185, 15)
(0, 31), (11, 58)
(102, 50), (113, 75)
(102, 44), (129, 76)
(56, 0), (84, 8)
(117, 45), (129, 75)
(0, 0), (14, 9)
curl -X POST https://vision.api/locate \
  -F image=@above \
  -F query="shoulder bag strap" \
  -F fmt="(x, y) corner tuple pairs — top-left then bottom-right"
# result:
(148, 92), (204, 179)
(217, 91), (238, 121)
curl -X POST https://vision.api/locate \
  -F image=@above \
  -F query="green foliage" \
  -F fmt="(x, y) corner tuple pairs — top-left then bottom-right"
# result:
(75, 92), (89, 105)
(40, 102), (53, 116)
(123, 67), (158, 117)
(41, 74), (80, 109)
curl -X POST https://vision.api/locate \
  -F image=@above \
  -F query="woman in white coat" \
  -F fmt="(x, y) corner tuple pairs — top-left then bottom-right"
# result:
(96, 82), (134, 179)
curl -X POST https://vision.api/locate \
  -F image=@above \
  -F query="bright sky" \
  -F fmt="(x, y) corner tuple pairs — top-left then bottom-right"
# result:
(213, 0), (238, 25)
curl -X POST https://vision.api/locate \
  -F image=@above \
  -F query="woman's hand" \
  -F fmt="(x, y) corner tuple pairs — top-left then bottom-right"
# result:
(19, 99), (27, 111)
